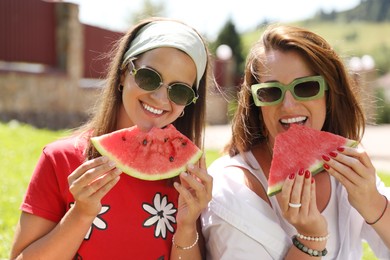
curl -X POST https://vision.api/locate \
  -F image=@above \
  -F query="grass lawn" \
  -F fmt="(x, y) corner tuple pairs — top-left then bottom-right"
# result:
(0, 121), (388, 258)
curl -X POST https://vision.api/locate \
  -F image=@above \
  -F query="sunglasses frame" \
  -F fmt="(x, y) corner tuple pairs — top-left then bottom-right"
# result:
(127, 59), (198, 106)
(251, 75), (328, 106)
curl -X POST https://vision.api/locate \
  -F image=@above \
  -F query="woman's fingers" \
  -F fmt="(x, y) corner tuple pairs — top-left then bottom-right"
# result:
(174, 157), (213, 217)
(299, 170), (313, 215)
(280, 169), (317, 217)
(188, 158), (213, 198)
(181, 165), (212, 205)
(322, 146), (376, 191)
(69, 156), (112, 184)
(289, 169), (305, 209)
(68, 156), (121, 200)
(88, 168), (122, 199)
(280, 172), (295, 211)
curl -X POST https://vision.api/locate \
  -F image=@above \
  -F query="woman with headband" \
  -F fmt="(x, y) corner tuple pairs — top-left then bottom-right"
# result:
(11, 17), (213, 259)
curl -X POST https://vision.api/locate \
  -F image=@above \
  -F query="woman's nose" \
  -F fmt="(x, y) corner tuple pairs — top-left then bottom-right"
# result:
(151, 84), (170, 103)
(281, 90), (298, 108)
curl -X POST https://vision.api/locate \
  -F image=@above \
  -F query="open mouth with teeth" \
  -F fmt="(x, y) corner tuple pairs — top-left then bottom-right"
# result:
(142, 102), (164, 115)
(280, 116), (307, 129)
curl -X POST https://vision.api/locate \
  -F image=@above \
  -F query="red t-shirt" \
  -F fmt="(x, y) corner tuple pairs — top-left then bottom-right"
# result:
(21, 133), (179, 259)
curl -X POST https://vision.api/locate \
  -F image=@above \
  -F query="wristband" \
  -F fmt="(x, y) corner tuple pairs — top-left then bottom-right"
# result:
(365, 195), (388, 225)
(292, 235), (328, 257)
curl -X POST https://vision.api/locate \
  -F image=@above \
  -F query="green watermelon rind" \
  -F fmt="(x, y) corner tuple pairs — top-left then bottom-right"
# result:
(266, 139), (358, 197)
(91, 136), (203, 181)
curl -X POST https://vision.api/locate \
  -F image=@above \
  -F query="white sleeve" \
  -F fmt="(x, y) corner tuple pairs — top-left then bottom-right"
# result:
(201, 159), (290, 260)
(202, 207), (275, 260)
(361, 175), (390, 259)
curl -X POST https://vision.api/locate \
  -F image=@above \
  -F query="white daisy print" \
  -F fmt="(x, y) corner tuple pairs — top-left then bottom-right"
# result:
(69, 203), (110, 240)
(142, 193), (177, 239)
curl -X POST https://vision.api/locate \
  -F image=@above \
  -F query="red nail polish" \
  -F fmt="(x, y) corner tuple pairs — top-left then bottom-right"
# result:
(329, 151), (337, 158)
(289, 173), (295, 179)
(298, 168), (304, 176)
(324, 163), (330, 170)
(337, 146), (345, 152)
(311, 178), (315, 184)
(305, 170), (311, 178)
(322, 155), (330, 161)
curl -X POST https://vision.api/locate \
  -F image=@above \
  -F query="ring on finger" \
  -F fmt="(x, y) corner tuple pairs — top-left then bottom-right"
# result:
(288, 202), (302, 208)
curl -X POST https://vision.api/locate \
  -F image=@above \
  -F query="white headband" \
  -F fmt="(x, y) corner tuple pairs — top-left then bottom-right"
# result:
(122, 21), (207, 89)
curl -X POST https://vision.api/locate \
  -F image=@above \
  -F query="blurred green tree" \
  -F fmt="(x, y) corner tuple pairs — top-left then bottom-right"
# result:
(213, 18), (244, 76)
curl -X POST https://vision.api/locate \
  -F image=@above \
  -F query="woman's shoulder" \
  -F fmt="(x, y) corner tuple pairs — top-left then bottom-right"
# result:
(43, 132), (89, 158)
(208, 152), (258, 194)
(208, 152), (254, 174)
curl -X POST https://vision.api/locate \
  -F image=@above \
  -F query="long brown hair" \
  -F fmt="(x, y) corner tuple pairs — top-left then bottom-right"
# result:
(227, 24), (366, 157)
(78, 17), (212, 159)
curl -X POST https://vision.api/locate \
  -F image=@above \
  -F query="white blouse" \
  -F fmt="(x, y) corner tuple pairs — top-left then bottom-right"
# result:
(201, 152), (390, 260)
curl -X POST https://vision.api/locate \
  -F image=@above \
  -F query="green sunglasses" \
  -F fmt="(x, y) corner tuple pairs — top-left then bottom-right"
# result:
(128, 59), (198, 106)
(251, 75), (328, 106)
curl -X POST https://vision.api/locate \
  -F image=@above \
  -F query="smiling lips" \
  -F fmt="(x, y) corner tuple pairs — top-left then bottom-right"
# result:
(142, 102), (164, 115)
(280, 116), (307, 128)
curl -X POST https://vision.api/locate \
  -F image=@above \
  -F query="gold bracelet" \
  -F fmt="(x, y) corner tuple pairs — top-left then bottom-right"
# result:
(172, 231), (199, 250)
(366, 195), (388, 225)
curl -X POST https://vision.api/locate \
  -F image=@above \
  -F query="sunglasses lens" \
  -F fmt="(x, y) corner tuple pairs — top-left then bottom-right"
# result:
(168, 84), (195, 106)
(135, 68), (161, 91)
(257, 87), (282, 103)
(294, 81), (320, 98)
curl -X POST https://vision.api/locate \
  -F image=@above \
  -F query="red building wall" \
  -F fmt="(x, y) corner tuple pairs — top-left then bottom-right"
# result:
(0, 0), (124, 79)
(0, 0), (57, 66)
(83, 25), (123, 79)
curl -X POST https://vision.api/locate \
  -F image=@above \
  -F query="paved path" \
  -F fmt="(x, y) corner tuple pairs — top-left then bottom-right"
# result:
(205, 124), (390, 173)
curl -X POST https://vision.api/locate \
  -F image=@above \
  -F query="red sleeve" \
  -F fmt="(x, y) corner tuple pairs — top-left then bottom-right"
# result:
(21, 136), (86, 223)
(21, 148), (67, 222)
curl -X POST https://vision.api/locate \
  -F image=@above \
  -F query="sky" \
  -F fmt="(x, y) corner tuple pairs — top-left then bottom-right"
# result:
(67, 0), (360, 40)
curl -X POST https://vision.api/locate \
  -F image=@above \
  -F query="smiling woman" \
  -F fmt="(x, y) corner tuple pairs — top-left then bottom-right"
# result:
(10, 17), (213, 260)
(201, 24), (390, 260)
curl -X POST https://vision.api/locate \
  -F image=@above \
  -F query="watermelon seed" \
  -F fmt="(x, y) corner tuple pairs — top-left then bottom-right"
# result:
(182, 141), (187, 146)
(142, 139), (147, 146)
(164, 138), (169, 142)
(122, 136), (126, 141)
(169, 156), (174, 162)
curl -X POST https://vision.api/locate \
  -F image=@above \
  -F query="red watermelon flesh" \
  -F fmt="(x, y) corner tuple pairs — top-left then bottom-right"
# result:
(91, 124), (202, 181)
(267, 124), (358, 196)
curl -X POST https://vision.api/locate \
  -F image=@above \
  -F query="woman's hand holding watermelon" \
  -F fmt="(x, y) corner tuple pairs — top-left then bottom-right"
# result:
(279, 169), (328, 238)
(322, 145), (390, 247)
(174, 155), (212, 227)
(68, 156), (121, 218)
(172, 155), (212, 252)
(322, 146), (377, 213)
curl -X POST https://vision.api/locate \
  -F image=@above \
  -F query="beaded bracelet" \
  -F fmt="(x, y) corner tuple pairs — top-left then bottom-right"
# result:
(292, 235), (328, 257)
(297, 233), (330, 242)
(365, 195), (388, 225)
(172, 231), (199, 250)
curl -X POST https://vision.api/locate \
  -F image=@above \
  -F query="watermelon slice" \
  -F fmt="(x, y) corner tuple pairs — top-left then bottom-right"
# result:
(91, 124), (202, 181)
(267, 124), (358, 196)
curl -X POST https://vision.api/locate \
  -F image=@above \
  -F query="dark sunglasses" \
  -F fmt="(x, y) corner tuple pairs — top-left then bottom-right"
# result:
(251, 75), (328, 106)
(127, 59), (198, 106)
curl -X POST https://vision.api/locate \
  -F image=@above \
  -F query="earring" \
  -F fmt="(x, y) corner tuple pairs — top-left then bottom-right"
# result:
(118, 85), (123, 92)
(179, 110), (185, 117)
